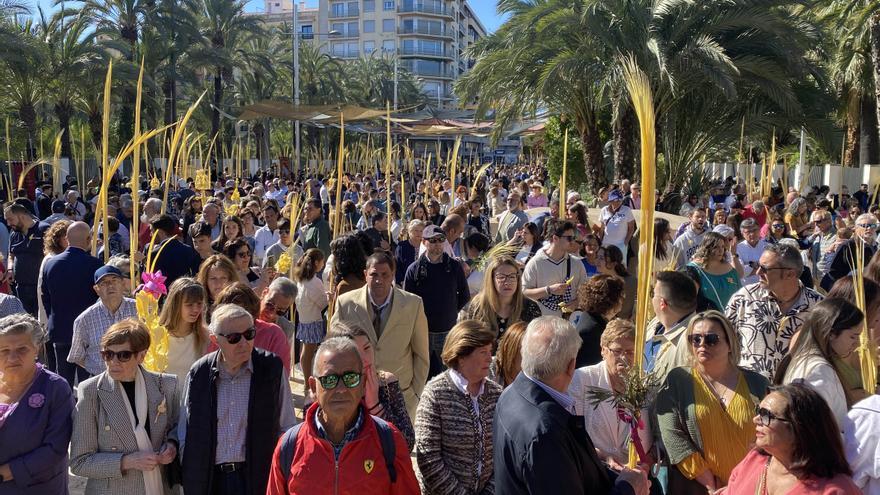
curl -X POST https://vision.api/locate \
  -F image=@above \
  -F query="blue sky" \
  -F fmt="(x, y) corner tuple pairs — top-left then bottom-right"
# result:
(32, 0), (506, 32)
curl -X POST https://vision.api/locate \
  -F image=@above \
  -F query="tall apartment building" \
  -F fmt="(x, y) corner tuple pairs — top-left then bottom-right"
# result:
(256, 0), (487, 108)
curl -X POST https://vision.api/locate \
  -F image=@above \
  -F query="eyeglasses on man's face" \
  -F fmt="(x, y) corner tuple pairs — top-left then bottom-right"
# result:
(317, 371), (362, 390)
(218, 327), (256, 344)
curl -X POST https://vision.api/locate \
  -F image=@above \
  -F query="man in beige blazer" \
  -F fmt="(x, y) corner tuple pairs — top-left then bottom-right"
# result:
(331, 251), (429, 420)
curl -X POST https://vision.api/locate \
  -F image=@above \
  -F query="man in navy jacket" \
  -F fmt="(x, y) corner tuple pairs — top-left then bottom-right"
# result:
(148, 214), (202, 287)
(41, 221), (102, 384)
(493, 316), (650, 495)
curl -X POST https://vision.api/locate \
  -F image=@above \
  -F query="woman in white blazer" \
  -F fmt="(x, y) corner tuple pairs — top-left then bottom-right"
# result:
(775, 297), (864, 430)
(70, 319), (179, 495)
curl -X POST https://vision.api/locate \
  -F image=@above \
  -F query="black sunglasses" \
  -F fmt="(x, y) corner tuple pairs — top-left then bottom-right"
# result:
(755, 405), (790, 426)
(317, 371), (362, 390)
(688, 333), (721, 347)
(100, 350), (135, 362)
(218, 327), (257, 344)
(264, 300), (289, 316)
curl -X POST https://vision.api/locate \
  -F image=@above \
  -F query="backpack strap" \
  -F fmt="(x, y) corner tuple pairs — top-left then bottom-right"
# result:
(371, 416), (398, 483)
(279, 423), (304, 482)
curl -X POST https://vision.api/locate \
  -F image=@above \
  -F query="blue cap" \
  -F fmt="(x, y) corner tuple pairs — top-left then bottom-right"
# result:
(608, 189), (624, 201)
(94, 265), (123, 284)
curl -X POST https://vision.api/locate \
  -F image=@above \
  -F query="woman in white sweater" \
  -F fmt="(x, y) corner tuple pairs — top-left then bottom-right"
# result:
(294, 248), (329, 396)
(775, 297), (864, 429)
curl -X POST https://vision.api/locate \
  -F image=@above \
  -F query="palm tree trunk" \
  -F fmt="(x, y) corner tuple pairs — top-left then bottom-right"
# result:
(55, 101), (74, 160)
(18, 102), (37, 161)
(860, 94), (879, 166)
(870, 12), (880, 155)
(88, 110), (102, 157)
(163, 77), (177, 125)
(211, 67), (223, 144)
(576, 118), (606, 197)
(614, 103), (636, 182)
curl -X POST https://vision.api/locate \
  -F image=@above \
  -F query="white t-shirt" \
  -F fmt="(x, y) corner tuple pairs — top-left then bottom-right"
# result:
(522, 248), (588, 317)
(737, 239), (766, 285)
(600, 205), (635, 246)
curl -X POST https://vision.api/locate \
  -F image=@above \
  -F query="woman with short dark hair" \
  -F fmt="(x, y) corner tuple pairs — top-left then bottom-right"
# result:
(414, 320), (502, 494)
(724, 383), (860, 494)
(70, 319), (179, 495)
(574, 274), (625, 367)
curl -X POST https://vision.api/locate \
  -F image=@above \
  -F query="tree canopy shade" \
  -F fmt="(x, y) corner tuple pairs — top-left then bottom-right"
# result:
(456, 0), (834, 195)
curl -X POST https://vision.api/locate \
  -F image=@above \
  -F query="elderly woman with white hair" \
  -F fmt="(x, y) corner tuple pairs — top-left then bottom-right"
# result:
(0, 314), (74, 495)
(493, 316), (650, 495)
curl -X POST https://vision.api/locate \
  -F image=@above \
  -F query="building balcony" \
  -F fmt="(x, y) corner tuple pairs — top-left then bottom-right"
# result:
(329, 8), (359, 18)
(401, 64), (455, 78)
(398, 4), (453, 18)
(399, 47), (453, 59)
(398, 25), (453, 39)
(329, 30), (359, 38)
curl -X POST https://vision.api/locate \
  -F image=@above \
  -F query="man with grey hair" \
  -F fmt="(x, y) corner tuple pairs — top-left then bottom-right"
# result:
(493, 316), (649, 495)
(726, 243), (823, 380)
(179, 303), (296, 495)
(259, 277), (298, 342)
(821, 212), (878, 291)
(807, 208), (836, 283)
(137, 197), (164, 246)
(737, 218), (766, 285)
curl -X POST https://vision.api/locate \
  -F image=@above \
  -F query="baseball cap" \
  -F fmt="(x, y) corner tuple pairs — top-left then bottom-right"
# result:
(94, 265), (123, 284)
(51, 200), (65, 213)
(712, 224), (735, 238)
(423, 224), (446, 241)
(608, 189), (624, 201)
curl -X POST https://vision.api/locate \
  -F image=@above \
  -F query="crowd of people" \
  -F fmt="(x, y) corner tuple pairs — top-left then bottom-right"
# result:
(1, 166), (880, 494)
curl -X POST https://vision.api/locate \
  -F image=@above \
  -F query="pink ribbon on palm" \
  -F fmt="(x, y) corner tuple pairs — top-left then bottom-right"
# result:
(617, 407), (649, 464)
(139, 271), (167, 298)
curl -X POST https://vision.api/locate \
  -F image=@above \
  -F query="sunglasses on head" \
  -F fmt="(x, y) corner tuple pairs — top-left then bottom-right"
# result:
(100, 349), (135, 362)
(317, 371), (362, 390)
(218, 327), (257, 344)
(688, 333), (721, 347)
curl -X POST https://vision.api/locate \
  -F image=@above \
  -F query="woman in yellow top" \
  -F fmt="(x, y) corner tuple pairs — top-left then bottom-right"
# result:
(656, 310), (769, 494)
(785, 198), (813, 239)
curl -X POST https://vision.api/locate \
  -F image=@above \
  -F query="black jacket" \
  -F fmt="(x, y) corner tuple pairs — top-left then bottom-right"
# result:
(575, 312), (607, 368)
(493, 373), (633, 494)
(182, 349), (283, 495)
(150, 238), (202, 287)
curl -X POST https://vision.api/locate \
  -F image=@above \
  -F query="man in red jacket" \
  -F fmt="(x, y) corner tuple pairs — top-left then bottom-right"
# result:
(266, 337), (419, 495)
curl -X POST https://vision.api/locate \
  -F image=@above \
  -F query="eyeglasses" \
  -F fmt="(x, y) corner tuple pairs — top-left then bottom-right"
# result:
(236, 251), (251, 259)
(857, 223), (879, 230)
(606, 347), (635, 359)
(218, 327), (257, 344)
(264, 300), (290, 316)
(493, 273), (518, 284)
(771, 224), (785, 229)
(757, 264), (788, 273)
(755, 405), (790, 426)
(100, 350), (135, 362)
(317, 371), (362, 390)
(687, 333), (721, 348)
(426, 237), (445, 244)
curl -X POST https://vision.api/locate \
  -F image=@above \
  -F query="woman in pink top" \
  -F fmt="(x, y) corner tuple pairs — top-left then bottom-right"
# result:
(526, 183), (549, 208)
(207, 281), (292, 373)
(723, 383), (860, 494)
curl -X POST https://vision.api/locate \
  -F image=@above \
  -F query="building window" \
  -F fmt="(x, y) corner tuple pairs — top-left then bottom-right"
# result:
(363, 0), (375, 12)
(331, 3), (345, 16)
(348, 42), (359, 57)
(332, 42), (345, 57)
(382, 39), (395, 52)
(332, 22), (345, 35)
(364, 41), (375, 54)
(301, 25), (313, 39)
(347, 21), (358, 36)
(363, 20), (375, 33)
(382, 18), (394, 32)
(383, 0), (394, 11)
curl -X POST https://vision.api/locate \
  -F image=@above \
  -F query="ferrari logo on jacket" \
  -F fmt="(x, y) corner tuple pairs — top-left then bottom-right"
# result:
(364, 459), (375, 474)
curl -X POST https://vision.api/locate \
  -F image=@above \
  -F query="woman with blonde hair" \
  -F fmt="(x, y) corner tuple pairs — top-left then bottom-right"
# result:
(37, 219), (71, 325)
(657, 310), (769, 494)
(491, 321), (527, 387)
(457, 256), (541, 340)
(158, 277), (210, 383)
(685, 231), (743, 311)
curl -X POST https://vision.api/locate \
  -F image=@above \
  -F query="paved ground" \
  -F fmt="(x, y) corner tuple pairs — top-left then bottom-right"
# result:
(68, 369), (313, 494)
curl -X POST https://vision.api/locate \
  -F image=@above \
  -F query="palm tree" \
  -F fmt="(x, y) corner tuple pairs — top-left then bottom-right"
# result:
(190, 0), (265, 145)
(75, 0), (154, 146)
(39, 9), (105, 159)
(0, 18), (47, 161)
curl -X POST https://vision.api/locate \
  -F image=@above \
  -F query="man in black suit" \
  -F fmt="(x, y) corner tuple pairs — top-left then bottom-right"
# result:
(148, 214), (202, 287)
(41, 221), (103, 383)
(493, 316), (649, 495)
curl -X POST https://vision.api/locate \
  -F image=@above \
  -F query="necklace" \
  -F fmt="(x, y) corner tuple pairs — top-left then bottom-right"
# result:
(700, 371), (734, 407)
(755, 456), (771, 495)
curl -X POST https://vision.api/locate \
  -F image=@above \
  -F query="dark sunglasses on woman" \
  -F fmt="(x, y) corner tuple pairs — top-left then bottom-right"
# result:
(687, 333), (721, 347)
(100, 350), (135, 362)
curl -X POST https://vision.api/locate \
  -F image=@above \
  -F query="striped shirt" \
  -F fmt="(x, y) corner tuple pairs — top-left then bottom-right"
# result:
(68, 298), (137, 375)
(0, 293), (25, 316)
(215, 360), (253, 464)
